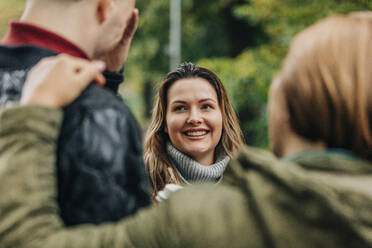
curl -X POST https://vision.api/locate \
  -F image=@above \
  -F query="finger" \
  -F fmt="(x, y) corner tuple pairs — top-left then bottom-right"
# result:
(59, 54), (93, 69)
(75, 61), (106, 89)
(92, 60), (107, 86)
(122, 9), (139, 41)
(94, 73), (106, 86)
(91, 60), (106, 72)
(133, 8), (139, 30)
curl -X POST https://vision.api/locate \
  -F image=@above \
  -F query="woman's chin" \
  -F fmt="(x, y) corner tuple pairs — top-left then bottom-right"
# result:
(184, 148), (213, 160)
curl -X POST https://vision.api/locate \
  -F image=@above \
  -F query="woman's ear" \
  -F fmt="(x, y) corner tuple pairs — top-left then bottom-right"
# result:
(96, 0), (111, 24)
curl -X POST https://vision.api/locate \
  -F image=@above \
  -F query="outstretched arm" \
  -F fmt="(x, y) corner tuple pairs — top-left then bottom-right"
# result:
(0, 105), (255, 248)
(0, 103), (258, 248)
(0, 54), (261, 248)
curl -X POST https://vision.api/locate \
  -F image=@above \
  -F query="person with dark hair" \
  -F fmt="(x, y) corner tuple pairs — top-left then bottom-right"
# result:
(1, 11), (372, 248)
(0, 0), (150, 225)
(144, 62), (243, 201)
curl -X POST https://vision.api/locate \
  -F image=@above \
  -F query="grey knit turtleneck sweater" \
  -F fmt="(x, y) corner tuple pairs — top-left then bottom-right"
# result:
(166, 142), (230, 184)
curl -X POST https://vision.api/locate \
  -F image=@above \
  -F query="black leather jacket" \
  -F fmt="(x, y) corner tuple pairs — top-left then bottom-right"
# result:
(0, 45), (150, 225)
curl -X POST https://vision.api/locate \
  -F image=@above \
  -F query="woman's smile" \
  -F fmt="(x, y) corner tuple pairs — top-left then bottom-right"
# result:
(165, 77), (223, 165)
(183, 129), (210, 138)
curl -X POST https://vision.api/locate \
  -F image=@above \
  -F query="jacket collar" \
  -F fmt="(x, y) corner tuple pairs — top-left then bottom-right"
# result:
(223, 146), (372, 187)
(1, 21), (89, 59)
(284, 149), (372, 174)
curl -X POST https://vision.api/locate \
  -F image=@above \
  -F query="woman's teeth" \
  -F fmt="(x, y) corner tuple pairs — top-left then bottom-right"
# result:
(185, 131), (208, 136)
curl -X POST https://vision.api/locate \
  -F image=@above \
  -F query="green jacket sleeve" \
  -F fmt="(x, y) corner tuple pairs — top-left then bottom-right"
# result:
(0, 106), (136, 248)
(0, 106), (263, 248)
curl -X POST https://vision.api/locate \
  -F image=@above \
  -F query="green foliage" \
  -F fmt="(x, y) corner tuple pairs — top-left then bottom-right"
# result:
(1, 0), (371, 147)
(127, 0), (371, 147)
(214, 0), (372, 146)
(0, 0), (24, 37)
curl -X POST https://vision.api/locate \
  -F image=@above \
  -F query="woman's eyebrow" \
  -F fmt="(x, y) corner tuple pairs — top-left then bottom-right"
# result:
(199, 98), (217, 103)
(171, 100), (187, 105)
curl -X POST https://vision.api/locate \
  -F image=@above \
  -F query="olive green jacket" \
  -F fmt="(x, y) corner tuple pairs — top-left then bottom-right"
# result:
(1, 106), (372, 248)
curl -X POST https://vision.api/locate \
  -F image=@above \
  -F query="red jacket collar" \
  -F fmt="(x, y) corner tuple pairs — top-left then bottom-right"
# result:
(2, 21), (90, 59)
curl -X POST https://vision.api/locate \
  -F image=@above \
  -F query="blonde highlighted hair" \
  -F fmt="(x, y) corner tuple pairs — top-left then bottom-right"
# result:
(276, 11), (372, 160)
(144, 63), (243, 201)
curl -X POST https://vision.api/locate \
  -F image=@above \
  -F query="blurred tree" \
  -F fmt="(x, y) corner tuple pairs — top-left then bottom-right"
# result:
(206, 0), (372, 146)
(1, 0), (371, 147)
(0, 0), (24, 37)
(126, 0), (371, 147)
(127, 0), (268, 121)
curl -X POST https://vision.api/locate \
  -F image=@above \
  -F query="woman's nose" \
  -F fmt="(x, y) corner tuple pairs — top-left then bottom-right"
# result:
(186, 109), (202, 125)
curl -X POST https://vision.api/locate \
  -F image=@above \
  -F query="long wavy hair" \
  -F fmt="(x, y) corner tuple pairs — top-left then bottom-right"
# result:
(275, 11), (372, 160)
(144, 63), (243, 201)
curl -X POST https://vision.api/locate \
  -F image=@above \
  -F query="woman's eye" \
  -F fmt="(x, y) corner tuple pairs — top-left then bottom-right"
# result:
(201, 104), (213, 110)
(174, 106), (186, 111)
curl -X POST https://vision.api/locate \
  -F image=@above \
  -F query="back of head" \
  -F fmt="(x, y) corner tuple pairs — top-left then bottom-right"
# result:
(276, 12), (372, 160)
(23, 0), (132, 59)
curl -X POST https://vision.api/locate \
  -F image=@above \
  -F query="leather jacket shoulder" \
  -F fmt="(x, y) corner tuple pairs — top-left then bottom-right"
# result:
(0, 45), (150, 225)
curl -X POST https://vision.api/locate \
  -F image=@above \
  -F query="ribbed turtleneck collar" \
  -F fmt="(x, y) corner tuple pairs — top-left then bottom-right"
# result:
(166, 142), (230, 184)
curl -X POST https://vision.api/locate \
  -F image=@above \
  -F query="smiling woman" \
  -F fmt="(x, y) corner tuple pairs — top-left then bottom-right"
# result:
(166, 77), (223, 166)
(144, 63), (243, 202)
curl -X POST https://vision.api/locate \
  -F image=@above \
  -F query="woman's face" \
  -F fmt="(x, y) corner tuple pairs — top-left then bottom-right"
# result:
(165, 77), (223, 165)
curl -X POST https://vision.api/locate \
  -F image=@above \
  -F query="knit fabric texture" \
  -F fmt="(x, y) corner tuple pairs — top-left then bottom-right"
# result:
(166, 141), (230, 184)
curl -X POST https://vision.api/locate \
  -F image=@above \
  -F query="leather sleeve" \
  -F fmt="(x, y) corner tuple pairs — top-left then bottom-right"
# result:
(57, 84), (150, 225)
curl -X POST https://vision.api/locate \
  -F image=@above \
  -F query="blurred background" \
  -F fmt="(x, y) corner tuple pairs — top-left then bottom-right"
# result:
(1, 0), (371, 147)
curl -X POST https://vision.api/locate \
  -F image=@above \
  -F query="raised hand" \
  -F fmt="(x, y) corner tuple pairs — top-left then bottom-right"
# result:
(101, 8), (139, 72)
(21, 54), (106, 108)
